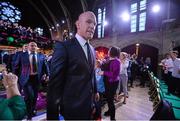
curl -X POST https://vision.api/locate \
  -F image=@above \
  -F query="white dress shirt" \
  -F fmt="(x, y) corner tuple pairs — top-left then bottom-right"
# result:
(172, 58), (180, 79)
(120, 59), (129, 76)
(75, 34), (91, 60)
(161, 58), (174, 73)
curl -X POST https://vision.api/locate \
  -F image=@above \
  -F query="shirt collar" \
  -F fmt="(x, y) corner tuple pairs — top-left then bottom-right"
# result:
(75, 34), (89, 47)
(28, 51), (37, 55)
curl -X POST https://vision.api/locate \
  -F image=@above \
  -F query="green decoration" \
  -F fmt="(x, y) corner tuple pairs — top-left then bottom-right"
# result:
(7, 37), (14, 43)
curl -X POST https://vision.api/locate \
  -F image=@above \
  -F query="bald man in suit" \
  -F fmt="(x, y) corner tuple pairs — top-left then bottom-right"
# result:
(47, 11), (99, 120)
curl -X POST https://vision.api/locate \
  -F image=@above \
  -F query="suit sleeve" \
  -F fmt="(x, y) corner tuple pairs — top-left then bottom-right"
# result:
(92, 48), (97, 93)
(94, 71), (97, 93)
(47, 42), (67, 120)
(42, 55), (50, 76)
(12, 52), (20, 76)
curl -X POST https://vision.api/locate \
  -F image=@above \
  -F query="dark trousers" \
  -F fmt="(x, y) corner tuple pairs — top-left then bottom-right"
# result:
(140, 71), (148, 87)
(171, 76), (180, 95)
(130, 72), (136, 87)
(163, 72), (168, 85)
(166, 72), (172, 93)
(23, 75), (39, 119)
(105, 81), (118, 120)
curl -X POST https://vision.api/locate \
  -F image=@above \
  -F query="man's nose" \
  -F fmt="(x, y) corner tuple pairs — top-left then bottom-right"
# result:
(90, 23), (95, 29)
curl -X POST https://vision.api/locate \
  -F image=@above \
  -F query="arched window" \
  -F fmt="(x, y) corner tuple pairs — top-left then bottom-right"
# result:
(130, 0), (147, 33)
(130, 3), (138, 32)
(97, 7), (106, 38)
(98, 8), (102, 38)
(139, 0), (147, 31)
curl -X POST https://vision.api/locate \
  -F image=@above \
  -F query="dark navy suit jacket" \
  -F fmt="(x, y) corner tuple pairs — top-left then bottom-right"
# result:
(47, 38), (97, 120)
(13, 51), (49, 87)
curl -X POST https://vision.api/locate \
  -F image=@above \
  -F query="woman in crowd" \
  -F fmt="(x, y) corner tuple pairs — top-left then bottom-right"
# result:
(98, 46), (120, 120)
(118, 52), (129, 104)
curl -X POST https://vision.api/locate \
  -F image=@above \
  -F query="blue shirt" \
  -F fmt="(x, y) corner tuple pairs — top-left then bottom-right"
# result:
(95, 68), (105, 93)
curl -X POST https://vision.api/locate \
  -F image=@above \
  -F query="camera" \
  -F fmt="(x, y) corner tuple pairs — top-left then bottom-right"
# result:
(0, 72), (3, 80)
(0, 64), (6, 80)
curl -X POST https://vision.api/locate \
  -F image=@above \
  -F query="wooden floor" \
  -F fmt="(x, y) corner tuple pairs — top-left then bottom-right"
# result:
(102, 85), (154, 120)
(26, 83), (154, 120)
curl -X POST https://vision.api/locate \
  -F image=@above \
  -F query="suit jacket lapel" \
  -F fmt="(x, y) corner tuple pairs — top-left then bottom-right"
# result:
(73, 38), (96, 92)
(24, 52), (30, 65)
(37, 53), (40, 71)
(75, 38), (89, 65)
(89, 46), (95, 70)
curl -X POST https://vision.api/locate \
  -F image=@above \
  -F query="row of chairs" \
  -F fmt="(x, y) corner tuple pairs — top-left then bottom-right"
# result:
(148, 72), (180, 120)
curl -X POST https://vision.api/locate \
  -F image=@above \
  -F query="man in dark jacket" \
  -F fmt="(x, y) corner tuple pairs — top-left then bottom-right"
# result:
(47, 11), (99, 120)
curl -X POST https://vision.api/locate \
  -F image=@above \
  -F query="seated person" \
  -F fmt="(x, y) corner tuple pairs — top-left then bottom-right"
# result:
(0, 71), (26, 120)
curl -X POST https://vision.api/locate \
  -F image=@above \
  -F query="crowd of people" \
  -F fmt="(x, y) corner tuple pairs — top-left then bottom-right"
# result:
(94, 50), (153, 120)
(0, 42), (153, 120)
(0, 11), (179, 120)
(0, 20), (35, 38)
(160, 51), (180, 96)
(1, 41), (50, 120)
(0, 20), (51, 47)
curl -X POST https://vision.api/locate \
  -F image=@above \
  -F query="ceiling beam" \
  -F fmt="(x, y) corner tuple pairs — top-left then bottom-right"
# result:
(80, 0), (88, 12)
(57, 0), (73, 34)
(40, 0), (59, 31)
(27, 0), (53, 39)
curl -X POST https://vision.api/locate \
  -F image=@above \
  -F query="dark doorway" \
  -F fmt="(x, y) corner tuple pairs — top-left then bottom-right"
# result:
(173, 46), (180, 58)
(122, 44), (159, 75)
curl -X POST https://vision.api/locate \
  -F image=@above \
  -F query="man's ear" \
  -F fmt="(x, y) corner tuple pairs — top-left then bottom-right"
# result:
(75, 20), (80, 29)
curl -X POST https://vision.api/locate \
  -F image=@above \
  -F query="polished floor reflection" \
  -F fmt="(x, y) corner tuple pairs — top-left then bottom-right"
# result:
(102, 84), (153, 120)
(23, 82), (154, 120)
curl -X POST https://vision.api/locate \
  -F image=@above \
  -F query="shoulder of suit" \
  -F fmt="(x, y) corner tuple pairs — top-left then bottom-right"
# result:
(37, 52), (43, 56)
(55, 38), (76, 45)
(21, 51), (28, 55)
(14, 51), (21, 56)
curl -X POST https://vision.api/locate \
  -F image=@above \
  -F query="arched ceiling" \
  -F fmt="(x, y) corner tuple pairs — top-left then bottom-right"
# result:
(3, 0), (97, 37)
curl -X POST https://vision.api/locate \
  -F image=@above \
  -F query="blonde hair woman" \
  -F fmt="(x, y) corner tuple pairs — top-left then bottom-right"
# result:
(118, 52), (129, 104)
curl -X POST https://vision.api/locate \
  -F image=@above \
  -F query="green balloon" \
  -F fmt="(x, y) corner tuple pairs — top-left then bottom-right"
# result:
(7, 37), (14, 42)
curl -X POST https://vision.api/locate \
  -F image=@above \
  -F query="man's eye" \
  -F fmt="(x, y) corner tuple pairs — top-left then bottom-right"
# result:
(86, 20), (91, 24)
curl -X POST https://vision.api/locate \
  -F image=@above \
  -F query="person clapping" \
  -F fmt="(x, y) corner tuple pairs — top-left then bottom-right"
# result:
(0, 72), (26, 120)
